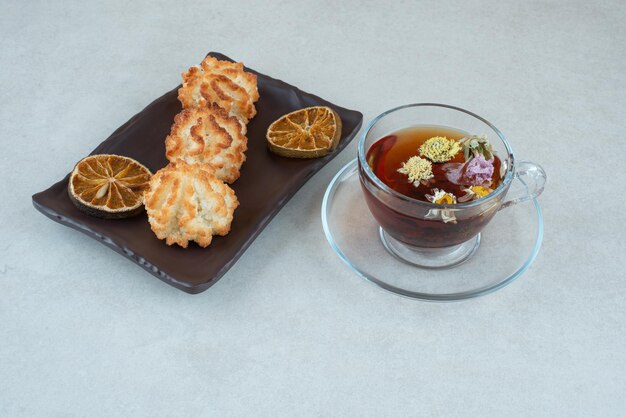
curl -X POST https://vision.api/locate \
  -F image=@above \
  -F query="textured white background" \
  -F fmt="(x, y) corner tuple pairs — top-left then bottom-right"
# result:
(1, 0), (625, 416)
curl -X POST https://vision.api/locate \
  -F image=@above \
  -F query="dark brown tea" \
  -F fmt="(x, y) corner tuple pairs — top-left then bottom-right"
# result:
(361, 125), (505, 248)
(367, 126), (502, 202)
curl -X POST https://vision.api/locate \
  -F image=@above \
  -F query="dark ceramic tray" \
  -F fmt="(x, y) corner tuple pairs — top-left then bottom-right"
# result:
(32, 52), (363, 294)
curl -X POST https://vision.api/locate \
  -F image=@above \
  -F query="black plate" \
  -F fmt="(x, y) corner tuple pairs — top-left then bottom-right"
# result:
(32, 52), (363, 294)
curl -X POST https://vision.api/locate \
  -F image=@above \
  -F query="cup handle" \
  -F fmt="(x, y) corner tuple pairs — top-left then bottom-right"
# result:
(499, 160), (546, 210)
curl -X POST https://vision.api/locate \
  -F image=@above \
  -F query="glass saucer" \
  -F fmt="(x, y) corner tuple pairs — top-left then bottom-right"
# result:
(321, 159), (544, 301)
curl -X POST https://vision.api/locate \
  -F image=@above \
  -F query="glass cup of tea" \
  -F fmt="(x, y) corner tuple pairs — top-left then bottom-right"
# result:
(358, 103), (546, 268)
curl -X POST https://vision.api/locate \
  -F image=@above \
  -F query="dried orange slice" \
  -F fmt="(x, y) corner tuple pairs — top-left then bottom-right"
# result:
(266, 106), (342, 158)
(68, 154), (152, 219)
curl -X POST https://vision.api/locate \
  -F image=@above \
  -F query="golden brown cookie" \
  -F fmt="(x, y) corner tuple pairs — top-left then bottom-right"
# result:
(165, 104), (247, 184)
(178, 56), (259, 123)
(144, 161), (238, 248)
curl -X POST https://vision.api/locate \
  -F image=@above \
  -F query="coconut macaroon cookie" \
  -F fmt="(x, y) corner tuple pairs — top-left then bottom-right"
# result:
(178, 56), (259, 123)
(165, 104), (247, 184)
(144, 161), (239, 248)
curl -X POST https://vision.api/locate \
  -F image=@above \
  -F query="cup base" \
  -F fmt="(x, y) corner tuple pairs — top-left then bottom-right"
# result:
(379, 228), (481, 269)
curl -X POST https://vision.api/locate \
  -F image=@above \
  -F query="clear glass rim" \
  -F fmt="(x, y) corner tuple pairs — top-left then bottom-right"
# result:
(357, 103), (516, 209)
(321, 159), (544, 302)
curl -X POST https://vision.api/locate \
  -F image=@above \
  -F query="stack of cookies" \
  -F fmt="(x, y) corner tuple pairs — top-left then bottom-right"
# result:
(144, 56), (259, 248)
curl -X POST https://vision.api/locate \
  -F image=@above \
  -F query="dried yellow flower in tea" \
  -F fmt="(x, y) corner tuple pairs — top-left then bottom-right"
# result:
(397, 156), (434, 184)
(418, 136), (462, 163)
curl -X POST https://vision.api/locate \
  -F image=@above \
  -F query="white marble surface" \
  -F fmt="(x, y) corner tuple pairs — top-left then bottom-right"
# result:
(2, 0), (625, 416)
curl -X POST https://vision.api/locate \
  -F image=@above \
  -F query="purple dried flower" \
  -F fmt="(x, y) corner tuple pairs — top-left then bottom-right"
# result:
(442, 154), (494, 186)
(465, 154), (494, 185)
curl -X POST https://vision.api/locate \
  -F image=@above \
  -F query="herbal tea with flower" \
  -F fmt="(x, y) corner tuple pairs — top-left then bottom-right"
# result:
(366, 126), (503, 214)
